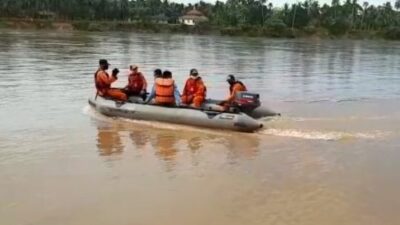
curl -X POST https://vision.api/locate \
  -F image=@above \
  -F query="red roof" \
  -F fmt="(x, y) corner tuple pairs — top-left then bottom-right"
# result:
(185, 9), (205, 17)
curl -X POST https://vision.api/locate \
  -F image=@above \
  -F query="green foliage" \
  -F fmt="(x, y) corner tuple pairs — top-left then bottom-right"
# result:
(303, 25), (316, 34)
(326, 18), (352, 36)
(168, 24), (190, 33)
(0, 0), (399, 39)
(265, 19), (287, 32)
(220, 27), (241, 36)
(384, 27), (400, 40)
(87, 22), (108, 32)
(0, 19), (7, 28)
(193, 21), (213, 34)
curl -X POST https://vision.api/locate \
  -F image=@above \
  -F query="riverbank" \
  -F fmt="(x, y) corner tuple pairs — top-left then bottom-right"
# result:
(1, 18), (399, 40)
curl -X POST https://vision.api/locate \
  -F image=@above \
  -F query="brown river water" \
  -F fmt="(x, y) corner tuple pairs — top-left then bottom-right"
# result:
(1, 30), (400, 225)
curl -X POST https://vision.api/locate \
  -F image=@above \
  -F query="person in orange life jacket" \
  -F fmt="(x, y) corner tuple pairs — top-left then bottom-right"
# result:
(145, 70), (181, 106)
(124, 65), (148, 100)
(219, 74), (247, 107)
(94, 59), (127, 101)
(181, 69), (206, 108)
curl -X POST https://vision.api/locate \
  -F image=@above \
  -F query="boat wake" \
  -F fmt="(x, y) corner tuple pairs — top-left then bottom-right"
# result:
(83, 105), (390, 141)
(258, 128), (387, 141)
(257, 114), (394, 140)
(287, 116), (392, 122)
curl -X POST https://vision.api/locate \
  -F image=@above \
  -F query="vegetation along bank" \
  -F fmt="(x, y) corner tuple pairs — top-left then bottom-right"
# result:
(1, 0), (400, 40)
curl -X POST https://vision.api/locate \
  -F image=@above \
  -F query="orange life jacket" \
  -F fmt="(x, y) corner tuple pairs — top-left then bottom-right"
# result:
(94, 70), (111, 94)
(155, 78), (175, 104)
(230, 81), (247, 95)
(128, 72), (144, 92)
(183, 77), (206, 98)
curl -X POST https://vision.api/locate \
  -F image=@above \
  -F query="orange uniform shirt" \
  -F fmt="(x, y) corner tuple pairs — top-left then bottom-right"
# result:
(95, 69), (117, 95)
(226, 82), (247, 103)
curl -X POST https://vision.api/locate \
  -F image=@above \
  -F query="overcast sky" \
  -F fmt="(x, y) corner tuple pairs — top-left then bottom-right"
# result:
(173, 0), (397, 7)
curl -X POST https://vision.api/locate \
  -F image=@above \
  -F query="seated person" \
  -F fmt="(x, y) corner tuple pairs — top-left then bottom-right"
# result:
(181, 69), (206, 108)
(124, 65), (147, 100)
(219, 74), (247, 110)
(94, 59), (127, 101)
(145, 70), (180, 106)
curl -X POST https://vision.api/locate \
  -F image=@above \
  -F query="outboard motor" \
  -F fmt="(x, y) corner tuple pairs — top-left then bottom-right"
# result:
(232, 92), (261, 113)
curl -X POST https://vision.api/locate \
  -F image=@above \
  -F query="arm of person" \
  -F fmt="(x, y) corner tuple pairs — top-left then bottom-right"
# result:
(182, 80), (188, 96)
(225, 84), (240, 102)
(125, 74), (132, 89)
(145, 85), (156, 103)
(98, 71), (116, 86)
(195, 82), (206, 98)
(226, 84), (242, 102)
(225, 91), (235, 102)
(174, 83), (181, 106)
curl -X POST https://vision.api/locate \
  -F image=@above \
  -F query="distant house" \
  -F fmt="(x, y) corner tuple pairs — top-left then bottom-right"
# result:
(179, 9), (208, 26)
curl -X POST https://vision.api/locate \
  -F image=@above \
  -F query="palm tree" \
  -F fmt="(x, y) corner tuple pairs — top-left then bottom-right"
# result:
(260, 0), (266, 25)
(360, 1), (369, 29)
(331, 0), (340, 20)
(267, 2), (273, 21)
(383, 2), (394, 27)
(395, 0), (400, 10)
(351, 0), (357, 28)
(291, 3), (297, 30)
(395, 0), (400, 26)
(349, 0), (362, 29)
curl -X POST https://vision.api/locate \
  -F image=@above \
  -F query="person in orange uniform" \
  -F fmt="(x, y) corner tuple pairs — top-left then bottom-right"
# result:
(181, 69), (207, 108)
(219, 74), (247, 108)
(94, 59), (127, 101)
(124, 65), (148, 99)
(145, 70), (181, 106)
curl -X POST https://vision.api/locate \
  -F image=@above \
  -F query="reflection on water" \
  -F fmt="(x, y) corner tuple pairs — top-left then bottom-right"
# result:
(129, 128), (149, 148)
(94, 116), (261, 171)
(187, 136), (202, 152)
(96, 129), (124, 156)
(153, 133), (178, 162)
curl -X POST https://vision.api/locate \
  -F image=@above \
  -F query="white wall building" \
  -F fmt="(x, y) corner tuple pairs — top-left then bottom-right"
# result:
(179, 9), (208, 26)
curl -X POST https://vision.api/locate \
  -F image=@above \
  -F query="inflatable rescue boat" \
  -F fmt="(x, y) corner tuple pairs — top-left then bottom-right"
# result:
(88, 92), (279, 132)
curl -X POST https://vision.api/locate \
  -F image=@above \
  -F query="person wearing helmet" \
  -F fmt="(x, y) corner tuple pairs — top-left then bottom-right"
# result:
(124, 65), (148, 100)
(181, 69), (207, 108)
(219, 74), (247, 107)
(94, 59), (127, 101)
(145, 70), (181, 106)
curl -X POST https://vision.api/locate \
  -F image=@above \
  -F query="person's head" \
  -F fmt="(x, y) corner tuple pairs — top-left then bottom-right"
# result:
(162, 70), (172, 78)
(130, 65), (138, 72)
(190, 68), (199, 79)
(154, 69), (162, 78)
(227, 74), (236, 85)
(99, 59), (110, 70)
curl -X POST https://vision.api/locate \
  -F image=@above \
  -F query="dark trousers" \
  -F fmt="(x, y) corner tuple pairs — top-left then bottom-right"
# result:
(124, 90), (147, 101)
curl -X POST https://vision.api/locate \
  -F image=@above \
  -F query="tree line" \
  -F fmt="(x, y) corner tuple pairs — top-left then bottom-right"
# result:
(1, 0), (400, 36)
